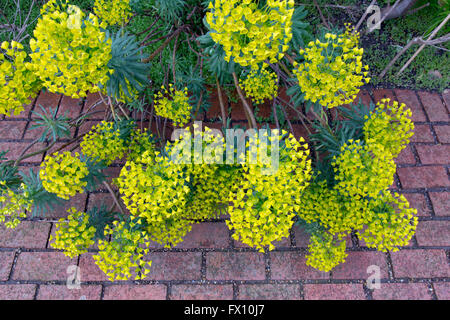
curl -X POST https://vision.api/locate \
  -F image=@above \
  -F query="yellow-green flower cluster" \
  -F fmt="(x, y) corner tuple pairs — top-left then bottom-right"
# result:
(305, 232), (347, 272)
(93, 0), (133, 26)
(0, 41), (40, 117)
(333, 139), (395, 199)
(364, 99), (414, 158)
(93, 219), (152, 281)
(127, 128), (156, 162)
(293, 26), (370, 108)
(0, 183), (32, 229)
(50, 207), (96, 258)
(29, 3), (112, 98)
(80, 121), (127, 165)
(227, 131), (312, 251)
(298, 181), (369, 238)
(240, 66), (278, 105)
(40, 151), (89, 200)
(358, 192), (418, 252)
(154, 85), (191, 127)
(116, 147), (192, 247)
(206, 0), (294, 67)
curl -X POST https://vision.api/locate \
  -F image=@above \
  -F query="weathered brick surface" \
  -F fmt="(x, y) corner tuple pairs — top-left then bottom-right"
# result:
(331, 251), (389, 280)
(304, 284), (365, 300)
(429, 192), (449, 216)
(171, 285), (233, 300)
(270, 252), (329, 280)
(433, 282), (450, 300)
(78, 253), (109, 282)
(13, 252), (77, 281)
(390, 250), (450, 278)
(0, 285), (36, 300)
(394, 89), (427, 122)
(433, 125), (450, 144)
(2, 141), (46, 163)
(401, 193), (431, 216)
(397, 166), (449, 189)
(238, 284), (302, 300)
(410, 124), (434, 143)
(0, 89), (449, 300)
(418, 91), (449, 122)
(206, 252), (265, 280)
(0, 221), (50, 249)
(103, 285), (167, 300)
(415, 221), (450, 246)
(372, 283), (432, 300)
(0, 121), (27, 139)
(395, 145), (416, 165)
(45, 193), (87, 218)
(0, 251), (14, 280)
(372, 89), (395, 103)
(143, 252), (202, 281)
(176, 223), (229, 249)
(416, 145), (450, 165)
(37, 285), (102, 300)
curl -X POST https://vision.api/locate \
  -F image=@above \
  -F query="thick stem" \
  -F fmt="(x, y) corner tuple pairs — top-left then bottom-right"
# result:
(216, 77), (227, 128)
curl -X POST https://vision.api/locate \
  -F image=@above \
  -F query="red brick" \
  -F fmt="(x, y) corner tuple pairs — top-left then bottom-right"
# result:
(304, 283), (365, 300)
(171, 284), (233, 300)
(103, 284), (167, 300)
(372, 89), (395, 103)
(57, 96), (83, 119)
(433, 125), (450, 144)
(429, 192), (449, 216)
(230, 100), (249, 121)
(84, 92), (108, 120)
(397, 166), (449, 189)
(23, 123), (46, 140)
(77, 120), (102, 136)
(46, 193), (87, 218)
(143, 252), (202, 280)
(238, 284), (302, 300)
(0, 251), (14, 280)
(415, 221), (450, 246)
(0, 284), (36, 300)
(293, 225), (311, 247)
(176, 223), (229, 249)
(391, 249), (450, 278)
(87, 192), (112, 210)
(433, 282), (450, 300)
(0, 221), (51, 249)
(2, 141), (46, 163)
(394, 89), (427, 122)
(270, 252), (329, 280)
(418, 91), (449, 122)
(291, 124), (311, 142)
(402, 193), (431, 216)
(207, 87), (229, 120)
(78, 253), (108, 282)
(416, 145), (450, 165)
(13, 252), (77, 281)
(442, 89), (450, 113)
(332, 251), (388, 279)
(372, 283), (431, 300)
(0, 121), (27, 139)
(394, 145), (415, 165)
(33, 92), (62, 119)
(206, 252), (265, 280)
(355, 89), (373, 106)
(37, 285), (102, 300)
(411, 125), (434, 143)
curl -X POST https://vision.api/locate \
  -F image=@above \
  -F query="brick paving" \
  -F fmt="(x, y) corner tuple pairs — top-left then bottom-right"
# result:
(0, 88), (448, 300)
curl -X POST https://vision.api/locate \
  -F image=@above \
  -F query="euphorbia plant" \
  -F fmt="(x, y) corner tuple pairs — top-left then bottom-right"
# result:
(0, 0), (418, 280)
